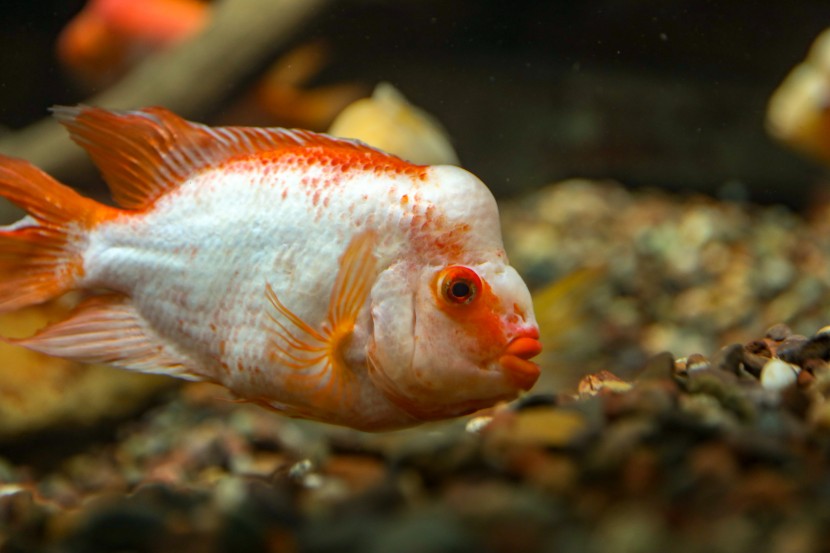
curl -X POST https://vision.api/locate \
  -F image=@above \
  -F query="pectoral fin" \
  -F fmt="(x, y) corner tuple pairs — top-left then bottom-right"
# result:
(265, 230), (378, 401)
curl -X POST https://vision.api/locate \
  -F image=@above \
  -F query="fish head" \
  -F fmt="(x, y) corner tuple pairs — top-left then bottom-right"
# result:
(368, 257), (541, 421)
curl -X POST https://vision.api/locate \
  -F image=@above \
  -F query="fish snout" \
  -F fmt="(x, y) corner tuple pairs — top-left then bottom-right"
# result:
(498, 328), (542, 391)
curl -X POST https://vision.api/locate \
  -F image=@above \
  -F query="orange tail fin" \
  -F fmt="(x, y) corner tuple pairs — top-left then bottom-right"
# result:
(0, 155), (112, 312)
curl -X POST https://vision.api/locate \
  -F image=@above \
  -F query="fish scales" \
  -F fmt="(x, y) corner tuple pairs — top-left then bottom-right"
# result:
(0, 106), (541, 431)
(86, 159), (434, 408)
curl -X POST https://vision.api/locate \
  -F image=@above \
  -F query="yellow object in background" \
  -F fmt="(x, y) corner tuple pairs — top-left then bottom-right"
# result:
(329, 83), (460, 166)
(767, 29), (830, 165)
(0, 295), (170, 439)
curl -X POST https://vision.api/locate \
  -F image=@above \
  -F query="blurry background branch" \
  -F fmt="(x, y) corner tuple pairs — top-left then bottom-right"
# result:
(0, 0), (332, 183)
(0, 0), (826, 205)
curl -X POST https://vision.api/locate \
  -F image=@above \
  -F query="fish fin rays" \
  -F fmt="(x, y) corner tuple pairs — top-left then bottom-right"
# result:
(53, 105), (222, 210)
(52, 105), (403, 210)
(327, 229), (378, 328)
(13, 294), (203, 380)
(0, 228), (77, 313)
(0, 155), (111, 312)
(264, 230), (378, 400)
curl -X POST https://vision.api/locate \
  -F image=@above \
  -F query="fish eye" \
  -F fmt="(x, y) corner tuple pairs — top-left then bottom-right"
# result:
(439, 266), (481, 305)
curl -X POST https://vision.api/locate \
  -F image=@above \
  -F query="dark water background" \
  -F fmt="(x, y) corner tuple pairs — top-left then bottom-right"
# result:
(0, 0), (826, 203)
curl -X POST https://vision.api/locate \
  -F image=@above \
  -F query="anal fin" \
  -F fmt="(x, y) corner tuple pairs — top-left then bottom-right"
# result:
(13, 294), (202, 381)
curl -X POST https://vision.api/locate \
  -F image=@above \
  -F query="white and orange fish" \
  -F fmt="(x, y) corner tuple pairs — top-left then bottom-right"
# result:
(0, 106), (541, 431)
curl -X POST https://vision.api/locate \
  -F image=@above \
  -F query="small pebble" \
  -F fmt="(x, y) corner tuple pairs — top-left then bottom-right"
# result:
(760, 359), (800, 391)
(742, 350), (769, 378)
(465, 416), (493, 434)
(788, 333), (830, 365)
(765, 324), (793, 342)
(578, 371), (633, 396)
(287, 459), (315, 481)
(686, 353), (710, 372)
(745, 340), (772, 357)
(776, 335), (809, 363)
(797, 370), (815, 387)
(673, 357), (689, 378)
(710, 344), (743, 374)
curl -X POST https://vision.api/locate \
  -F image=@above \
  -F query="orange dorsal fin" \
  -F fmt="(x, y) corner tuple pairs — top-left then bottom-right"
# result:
(53, 105), (404, 210)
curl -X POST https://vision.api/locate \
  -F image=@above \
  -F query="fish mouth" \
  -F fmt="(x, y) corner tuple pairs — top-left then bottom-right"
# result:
(498, 333), (542, 391)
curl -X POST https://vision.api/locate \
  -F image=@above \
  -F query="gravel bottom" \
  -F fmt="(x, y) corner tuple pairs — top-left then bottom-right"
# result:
(5, 180), (830, 553)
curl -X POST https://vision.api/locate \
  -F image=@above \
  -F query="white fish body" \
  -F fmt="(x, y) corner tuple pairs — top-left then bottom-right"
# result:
(0, 106), (541, 430)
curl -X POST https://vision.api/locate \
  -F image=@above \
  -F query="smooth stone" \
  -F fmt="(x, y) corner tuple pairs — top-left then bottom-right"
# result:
(760, 359), (799, 391)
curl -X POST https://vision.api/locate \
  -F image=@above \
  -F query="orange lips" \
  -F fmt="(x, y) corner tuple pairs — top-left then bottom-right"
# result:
(499, 335), (543, 390)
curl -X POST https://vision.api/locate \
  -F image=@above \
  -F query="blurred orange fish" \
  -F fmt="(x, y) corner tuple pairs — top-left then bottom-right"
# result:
(57, 0), (209, 84)
(57, 2), (365, 131)
(0, 106), (540, 431)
